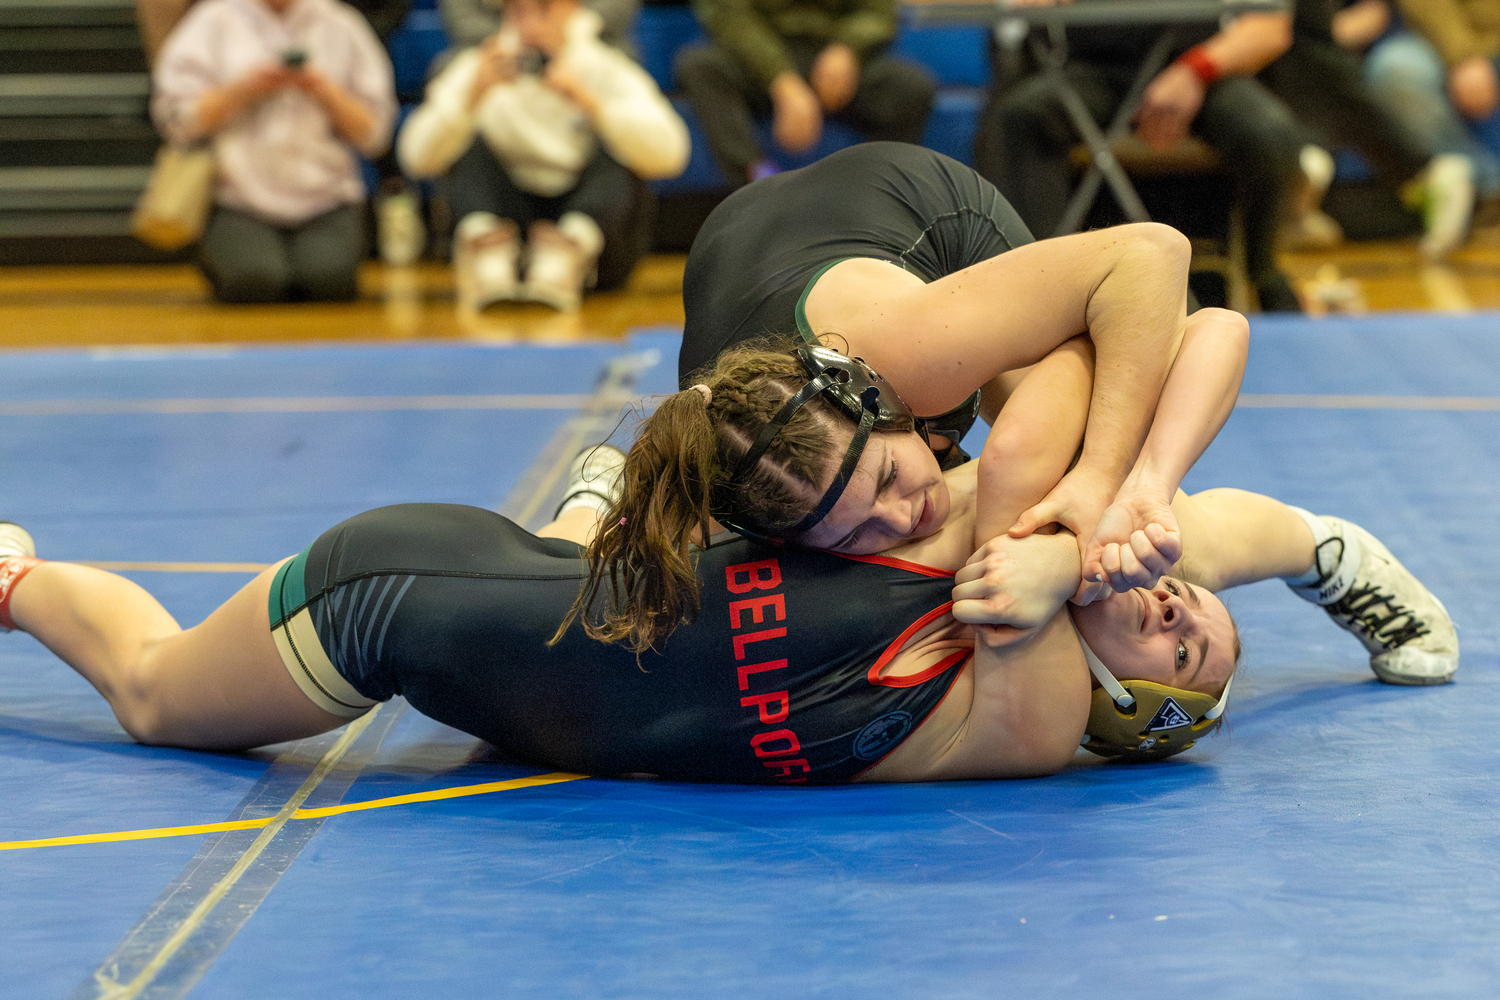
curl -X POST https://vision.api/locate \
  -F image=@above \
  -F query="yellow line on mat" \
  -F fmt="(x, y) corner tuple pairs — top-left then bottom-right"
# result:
(0, 772), (587, 852)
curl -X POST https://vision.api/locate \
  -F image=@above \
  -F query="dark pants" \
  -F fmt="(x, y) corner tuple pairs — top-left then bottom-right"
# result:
(975, 60), (1304, 298)
(675, 41), (936, 187)
(446, 140), (649, 291)
(1263, 35), (1431, 188)
(200, 204), (365, 303)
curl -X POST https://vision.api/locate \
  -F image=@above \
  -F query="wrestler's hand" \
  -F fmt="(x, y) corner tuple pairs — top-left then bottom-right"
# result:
(1008, 465), (1112, 548)
(954, 534), (1077, 646)
(1076, 489), (1182, 603)
(770, 71), (823, 152)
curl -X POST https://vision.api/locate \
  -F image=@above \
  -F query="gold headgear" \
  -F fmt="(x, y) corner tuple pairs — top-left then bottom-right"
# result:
(1078, 634), (1232, 762)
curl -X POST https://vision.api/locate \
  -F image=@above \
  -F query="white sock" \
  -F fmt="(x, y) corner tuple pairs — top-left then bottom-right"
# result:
(554, 445), (625, 518)
(1283, 507), (1361, 605)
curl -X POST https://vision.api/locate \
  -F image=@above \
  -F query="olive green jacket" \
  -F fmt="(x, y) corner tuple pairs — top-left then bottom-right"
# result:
(691, 0), (898, 87)
(1396, 0), (1500, 65)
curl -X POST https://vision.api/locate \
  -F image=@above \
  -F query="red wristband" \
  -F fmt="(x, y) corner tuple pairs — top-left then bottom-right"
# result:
(1175, 46), (1221, 86)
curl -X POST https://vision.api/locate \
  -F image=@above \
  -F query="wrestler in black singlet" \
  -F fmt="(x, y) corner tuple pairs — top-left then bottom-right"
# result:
(678, 142), (1035, 385)
(269, 504), (968, 785)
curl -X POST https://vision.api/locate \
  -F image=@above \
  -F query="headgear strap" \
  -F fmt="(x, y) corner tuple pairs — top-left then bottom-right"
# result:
(719, 344), (919, 540)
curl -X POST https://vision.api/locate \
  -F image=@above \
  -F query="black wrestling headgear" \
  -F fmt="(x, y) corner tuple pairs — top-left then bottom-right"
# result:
(717, 344), (924, 539)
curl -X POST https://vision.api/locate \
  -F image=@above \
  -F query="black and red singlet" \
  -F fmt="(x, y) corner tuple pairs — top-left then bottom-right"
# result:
(269, 503), (969, 784)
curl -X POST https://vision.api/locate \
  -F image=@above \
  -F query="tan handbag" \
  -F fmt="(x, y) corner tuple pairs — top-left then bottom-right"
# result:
(131, 144), (215, 251)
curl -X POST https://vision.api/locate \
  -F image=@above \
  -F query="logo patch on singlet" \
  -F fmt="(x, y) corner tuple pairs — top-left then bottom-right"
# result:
(1144, 698), (1194, 732)
(853, 711), (913, 760)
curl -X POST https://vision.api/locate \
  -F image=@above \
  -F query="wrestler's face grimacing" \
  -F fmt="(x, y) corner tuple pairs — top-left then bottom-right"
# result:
(799, 429), (949, 554)
(1071, 577), (1238, 697)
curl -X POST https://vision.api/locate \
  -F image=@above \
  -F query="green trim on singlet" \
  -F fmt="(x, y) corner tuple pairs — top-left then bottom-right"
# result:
(794, 259), (852, 343)
(268, 544), (312, 628)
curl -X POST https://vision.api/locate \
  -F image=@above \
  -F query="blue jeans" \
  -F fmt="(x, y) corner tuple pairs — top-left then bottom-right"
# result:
(1364, 32), (1500, 199)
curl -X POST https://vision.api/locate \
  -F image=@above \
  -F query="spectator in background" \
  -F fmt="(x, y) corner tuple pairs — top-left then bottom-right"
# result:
(675, 0), (935, 187)
(974, 7), (1306, 311)
(152, 0), (397, 302)
(137, 0), (408, 69)
(1362, 0), (1500, 228)
(398, 0), (689, 311)
(1260, 0), (1474, 259)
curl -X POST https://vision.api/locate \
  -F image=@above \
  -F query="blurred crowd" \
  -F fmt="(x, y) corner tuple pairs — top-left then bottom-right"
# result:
(137, 0), (1500, 312)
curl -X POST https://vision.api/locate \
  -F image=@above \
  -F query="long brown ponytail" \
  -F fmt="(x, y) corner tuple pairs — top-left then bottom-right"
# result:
(553, 338), (842, 653)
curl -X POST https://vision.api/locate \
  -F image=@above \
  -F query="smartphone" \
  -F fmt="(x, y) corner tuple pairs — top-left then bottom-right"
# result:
(515, 49), (548, 75)
(282, 49), (307, 70)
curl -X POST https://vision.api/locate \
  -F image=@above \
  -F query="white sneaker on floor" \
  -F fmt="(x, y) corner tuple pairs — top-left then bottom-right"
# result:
(0, 522), (34, 559)
(454, 212), (522, 310)
(377, 182), (426, 266)
(554, 443), (627, 519)
(1284, 145), (1344, 251)
(522, 219), (596, 312)
(1411, 154), (1474, 261)
(1290, 516), (1458, 685)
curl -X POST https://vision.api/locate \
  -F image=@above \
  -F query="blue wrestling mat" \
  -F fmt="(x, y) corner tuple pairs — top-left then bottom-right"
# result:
(2, 315), (1498, 998)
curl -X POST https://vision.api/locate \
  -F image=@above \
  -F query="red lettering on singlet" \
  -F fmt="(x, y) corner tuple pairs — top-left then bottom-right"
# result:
(725, 558), (782, 594)
(761, 758), (810, 782)
(723, 558), (806, 781)
(737, 658), (787, 691)
(729, 593), (785, 629)
(733, 627), (786, 660)
(740, 691), (790, 724)
(751, 729), (801, 757)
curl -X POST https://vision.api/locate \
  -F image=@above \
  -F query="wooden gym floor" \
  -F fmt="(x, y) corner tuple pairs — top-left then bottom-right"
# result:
(4, 232), (1500, 351)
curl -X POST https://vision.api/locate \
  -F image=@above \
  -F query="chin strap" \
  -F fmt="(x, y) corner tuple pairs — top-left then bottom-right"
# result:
(1079, 634), (1135, 710)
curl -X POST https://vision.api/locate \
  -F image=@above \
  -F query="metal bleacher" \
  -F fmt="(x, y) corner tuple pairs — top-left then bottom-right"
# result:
(0, 0), (167, 264)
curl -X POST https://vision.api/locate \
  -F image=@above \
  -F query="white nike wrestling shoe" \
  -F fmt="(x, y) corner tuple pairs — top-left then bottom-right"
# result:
(1288, 513), (1458, 685)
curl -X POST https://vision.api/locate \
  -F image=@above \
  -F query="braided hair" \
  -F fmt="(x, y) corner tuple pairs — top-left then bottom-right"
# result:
(553, 338), (844, 653)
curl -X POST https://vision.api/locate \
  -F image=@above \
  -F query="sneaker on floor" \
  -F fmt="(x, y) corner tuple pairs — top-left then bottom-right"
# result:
(1290, 516), (1458, 685)
(0, 522), (34, 559)
(1407, 154), (1474, 261)
(1283, 145), (1344, 251)
(1282, 209), (1344, 252)
(522, 220), (592, 312)
(376, 180), (426, 266)
(454, 212), (522, 310)
(554, 443), (627, 519)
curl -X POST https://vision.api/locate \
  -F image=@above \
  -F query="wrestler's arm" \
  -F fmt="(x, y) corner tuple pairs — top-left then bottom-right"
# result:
(1042, 307), (1250, 597)
(868, 529), (1091, 781)
(804, 223), (1190, 539)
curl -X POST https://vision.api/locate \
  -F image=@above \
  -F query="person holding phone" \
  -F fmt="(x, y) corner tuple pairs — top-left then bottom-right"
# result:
(398, 0), (689, 311)
(151, 0), (398, 303)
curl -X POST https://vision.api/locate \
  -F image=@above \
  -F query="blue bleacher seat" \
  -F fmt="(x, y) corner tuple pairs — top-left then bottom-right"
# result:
(387, 7), (450, 98)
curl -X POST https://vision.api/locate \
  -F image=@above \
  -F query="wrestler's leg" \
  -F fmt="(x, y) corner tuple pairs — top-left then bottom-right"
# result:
(1169, 487), (1458, 684)
(7, 561), (348, 750)
(1170, 488), (1316, 592)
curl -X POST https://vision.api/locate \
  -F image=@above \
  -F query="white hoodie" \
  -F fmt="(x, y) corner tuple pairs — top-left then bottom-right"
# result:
(398, 8), (689, 195)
